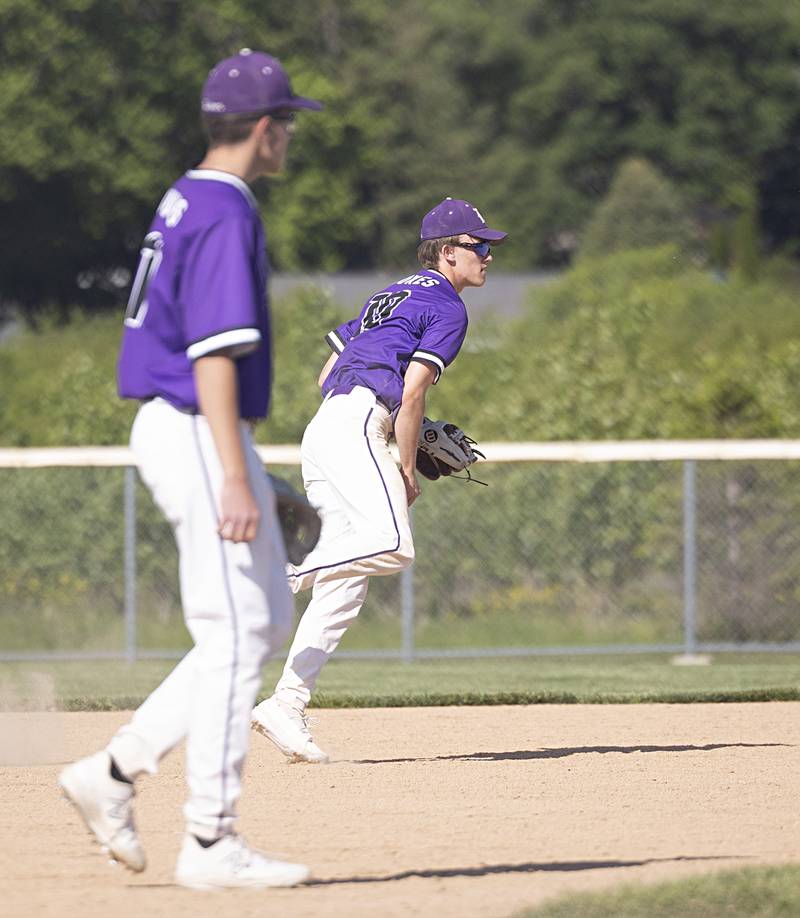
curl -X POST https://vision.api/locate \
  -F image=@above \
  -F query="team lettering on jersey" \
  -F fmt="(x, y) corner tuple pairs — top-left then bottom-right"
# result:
(395, 273), (439, 287)
(360, 291), (411, 332)
(157, 188), (189, 228)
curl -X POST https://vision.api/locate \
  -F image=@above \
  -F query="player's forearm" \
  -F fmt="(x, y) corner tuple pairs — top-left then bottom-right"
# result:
(194, 355), (248, 480)
(318, 352), (338, 388)
(394, 389), (426, 473)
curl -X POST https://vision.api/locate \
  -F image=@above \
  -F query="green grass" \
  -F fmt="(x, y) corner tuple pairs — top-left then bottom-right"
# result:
(1, 653), (799, 710)
(0, 603), (683, 654)
(516, 864), (800, 917)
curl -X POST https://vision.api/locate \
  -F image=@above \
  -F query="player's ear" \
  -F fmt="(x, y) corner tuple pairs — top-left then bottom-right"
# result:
(255, 114), (271, 141)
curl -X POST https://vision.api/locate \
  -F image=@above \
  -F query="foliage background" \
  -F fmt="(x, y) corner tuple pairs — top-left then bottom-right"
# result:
(1, 0), (799, 315)
(3, 3), (800, 652)
(5, 250), (800, 652)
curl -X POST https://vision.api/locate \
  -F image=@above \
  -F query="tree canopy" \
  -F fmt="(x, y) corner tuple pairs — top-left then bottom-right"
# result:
(1, 0), (799, 316)
(579, 158), (691, 258)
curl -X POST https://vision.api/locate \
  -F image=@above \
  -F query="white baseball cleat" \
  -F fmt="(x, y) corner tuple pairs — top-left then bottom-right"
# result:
(59, 750), (146, 872)
(174, 833), (310, 889)
(251, 696), (329, 764)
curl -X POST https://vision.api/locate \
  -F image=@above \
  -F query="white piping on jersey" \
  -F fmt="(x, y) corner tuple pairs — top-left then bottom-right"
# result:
(185, 169), (258, 210)
(187, 327), (261, 361)
(326, 329), (346, 354)
(424, 268), (465, 304)
(411, 349), (444, 382)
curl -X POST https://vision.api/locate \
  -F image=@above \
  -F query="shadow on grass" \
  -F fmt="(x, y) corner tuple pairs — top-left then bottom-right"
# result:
(345, 742), (790, 765)
(306, 854), (746, 886)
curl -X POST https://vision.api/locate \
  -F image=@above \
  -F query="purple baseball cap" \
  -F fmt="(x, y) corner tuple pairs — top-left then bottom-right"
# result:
(201, 48), (323, 116)
(420, 198), (508, 243)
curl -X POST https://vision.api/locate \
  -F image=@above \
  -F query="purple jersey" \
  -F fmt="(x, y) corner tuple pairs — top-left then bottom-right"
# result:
(117, 170), (272, 419)
(322, 269), (468, 411)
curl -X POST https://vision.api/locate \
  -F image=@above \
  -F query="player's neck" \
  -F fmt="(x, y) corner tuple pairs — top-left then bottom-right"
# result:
(196, 145), (259, 186)
(434, 263), (466, 294)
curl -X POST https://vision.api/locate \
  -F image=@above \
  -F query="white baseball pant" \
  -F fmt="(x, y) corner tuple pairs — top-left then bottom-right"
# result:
(275, 386), (414, 708)
(106, 398), (293, 840)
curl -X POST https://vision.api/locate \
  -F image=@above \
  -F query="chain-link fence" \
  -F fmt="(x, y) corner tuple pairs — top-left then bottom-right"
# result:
(3, 444), (800, 660)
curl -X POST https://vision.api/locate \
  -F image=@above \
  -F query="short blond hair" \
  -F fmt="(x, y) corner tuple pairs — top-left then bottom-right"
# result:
(417, 235), (460, 269)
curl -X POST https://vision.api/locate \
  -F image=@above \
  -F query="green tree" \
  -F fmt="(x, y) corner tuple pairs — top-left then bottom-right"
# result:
(729, 184), (761, 283)
(579, 158), (691, 259)
(0, 0), (355, 315)
(2, 0), (800, 314)
(467, 0), (800, 265)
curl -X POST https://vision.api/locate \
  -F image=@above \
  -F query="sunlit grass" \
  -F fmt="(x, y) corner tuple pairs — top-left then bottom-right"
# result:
(1, 653), (798, 711)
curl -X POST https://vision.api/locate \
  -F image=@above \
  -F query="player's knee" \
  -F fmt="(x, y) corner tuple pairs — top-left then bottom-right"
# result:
(266, 594), (294, 649)
(241, 593), (293, 661)
(249, 618), (291, 666)
(390, 538), (415, 571)
(268, 614), (293, 651)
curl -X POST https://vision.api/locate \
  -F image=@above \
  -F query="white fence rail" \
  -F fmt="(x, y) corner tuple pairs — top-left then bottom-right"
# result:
(6, 439), (800, 468)
(3, 441), (800, 662)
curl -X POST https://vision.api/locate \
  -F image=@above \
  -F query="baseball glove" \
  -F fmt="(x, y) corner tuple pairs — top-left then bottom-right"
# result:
(415, 417), (486, 483)
(268, 474), (322, 565)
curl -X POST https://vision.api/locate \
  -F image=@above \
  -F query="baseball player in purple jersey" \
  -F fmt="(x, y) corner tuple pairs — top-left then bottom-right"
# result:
(251, 198), (507, 762)
(59, 49), (321, 889)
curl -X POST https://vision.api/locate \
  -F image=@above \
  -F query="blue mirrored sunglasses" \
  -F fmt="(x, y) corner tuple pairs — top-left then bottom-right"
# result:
(452, 240), (491, 258)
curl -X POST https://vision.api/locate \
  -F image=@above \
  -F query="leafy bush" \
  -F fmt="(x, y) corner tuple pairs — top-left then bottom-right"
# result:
(579, 158), (693, 260)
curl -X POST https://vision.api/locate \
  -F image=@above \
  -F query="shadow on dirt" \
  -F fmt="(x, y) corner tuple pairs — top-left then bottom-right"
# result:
(345, 742), (790, 765)
(306, 854), (747, 886)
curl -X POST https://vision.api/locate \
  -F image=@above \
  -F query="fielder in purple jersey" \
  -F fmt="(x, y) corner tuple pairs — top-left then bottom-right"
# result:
(322, 268), (468, 412)
(252, 198), (507, 763)
(60, 49), (321, 889)
(118, 170), (272, 418)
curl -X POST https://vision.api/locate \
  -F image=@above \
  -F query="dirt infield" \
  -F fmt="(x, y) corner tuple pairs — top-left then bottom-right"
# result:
(2, 703), (798, 918)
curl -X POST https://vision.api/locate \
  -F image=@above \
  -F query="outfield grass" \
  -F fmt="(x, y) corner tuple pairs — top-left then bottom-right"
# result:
(517, 864), (800, 917)
(1, 653), (799, 710)
(0, 603), (682, 653)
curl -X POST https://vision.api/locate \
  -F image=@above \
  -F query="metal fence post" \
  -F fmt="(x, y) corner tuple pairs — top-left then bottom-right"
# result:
(682, 459), (697, 655)
(401, 506), (415, 662)
(124, 465), (137, 662)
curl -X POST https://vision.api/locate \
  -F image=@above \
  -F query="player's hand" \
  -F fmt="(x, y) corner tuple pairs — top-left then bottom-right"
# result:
(218, 475), (260, 542)
(401, 466), (421, 507)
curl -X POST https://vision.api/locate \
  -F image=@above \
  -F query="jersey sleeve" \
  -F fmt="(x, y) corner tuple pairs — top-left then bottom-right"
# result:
(325, 316), (362, 354)
(181, 217), (262, 361)
(412, 307), (468, 383)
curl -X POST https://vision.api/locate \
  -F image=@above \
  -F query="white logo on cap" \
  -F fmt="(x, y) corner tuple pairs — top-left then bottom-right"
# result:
(229, 68), (240, 78)
(202, 100), (226, 112)
(472, 205), (485, 222)
(262, 66), (273, 75)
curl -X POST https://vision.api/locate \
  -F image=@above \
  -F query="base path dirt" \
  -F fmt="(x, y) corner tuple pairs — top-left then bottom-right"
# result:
(2, 703), (799, 918)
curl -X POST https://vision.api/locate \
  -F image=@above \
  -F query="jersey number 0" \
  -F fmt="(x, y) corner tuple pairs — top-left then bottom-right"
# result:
(124, 232), (164, 328)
